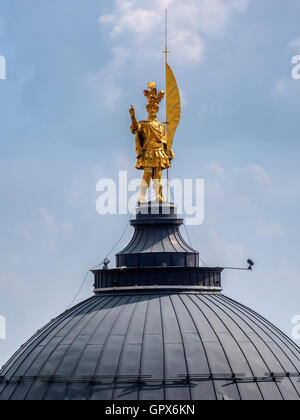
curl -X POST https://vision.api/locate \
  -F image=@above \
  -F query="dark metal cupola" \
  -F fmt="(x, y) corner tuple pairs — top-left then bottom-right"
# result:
(117, 203), (198, 268)
(93, 203), (223, 293)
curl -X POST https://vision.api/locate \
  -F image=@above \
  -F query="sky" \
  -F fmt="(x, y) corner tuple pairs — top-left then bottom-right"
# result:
(0, 0), (300, 367)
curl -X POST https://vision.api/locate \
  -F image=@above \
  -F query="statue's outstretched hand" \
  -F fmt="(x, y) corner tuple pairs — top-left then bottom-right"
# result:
(129, 105), (135, 117)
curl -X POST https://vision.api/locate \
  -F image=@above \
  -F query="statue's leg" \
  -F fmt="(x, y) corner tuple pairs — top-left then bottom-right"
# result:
(140, 168), (152, 203)
(153, 168), (165, 202)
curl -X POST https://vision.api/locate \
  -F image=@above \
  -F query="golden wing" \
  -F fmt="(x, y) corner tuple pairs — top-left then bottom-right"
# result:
(166, 63), (181, 151)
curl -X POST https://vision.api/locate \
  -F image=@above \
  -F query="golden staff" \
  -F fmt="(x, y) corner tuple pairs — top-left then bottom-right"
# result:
(163, 9), (181, 203)
(163, 10), (170, 201)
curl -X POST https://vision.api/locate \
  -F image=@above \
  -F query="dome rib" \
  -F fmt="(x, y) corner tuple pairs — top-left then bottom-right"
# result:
(217, 295), (300, 370)
(209, 295), (300, 399)
(0, 296), (99, 380)
(22, 296), (113, 401)
(199, 294), (280, 400)
(187, 294), (242, 401)
(111, 295), (143, 400)
(221, 295), (300, 373)
(161, 228), (175, 253)
(196, 295), (265, 400)
(46, 296), (128, 399)
(136, 295), (151, 401)
(159, 294), (191, 400)
(121, 230), (140, 255)
(174, 231), (196, 254)
(92, 295), (140, 400)
(166, 228), (178, 253)
(0, 296), (101, 400)
(221, 295), (300, 362)
(213, 295), (300, 399)
(169, 294), (215, 400)
(44, 295), (133, 401)
(160, 228), (166, 253)
(215, 297), (292, 400)
(158, 295), (166, 400)
(176, 294), (218, 400)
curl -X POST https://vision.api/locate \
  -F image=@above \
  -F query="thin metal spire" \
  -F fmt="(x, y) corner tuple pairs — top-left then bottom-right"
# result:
(164, 9), (169, 201)
(163, 9), (169, 65)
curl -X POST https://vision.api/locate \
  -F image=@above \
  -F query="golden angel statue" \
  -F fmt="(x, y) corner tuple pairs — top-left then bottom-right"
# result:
(129, 82), (175, 203)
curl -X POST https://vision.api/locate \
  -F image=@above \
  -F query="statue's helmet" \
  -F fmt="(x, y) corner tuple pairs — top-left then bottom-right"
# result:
(144, 82), (165, 114)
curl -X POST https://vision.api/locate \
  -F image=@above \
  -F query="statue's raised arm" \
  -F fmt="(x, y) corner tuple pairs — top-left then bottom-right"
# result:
(129, 106), (138, 132)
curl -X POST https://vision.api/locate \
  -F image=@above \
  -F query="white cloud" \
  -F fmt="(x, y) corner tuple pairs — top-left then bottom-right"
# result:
(234, 164), (271, 187)
(196, 0), (249, 34)
(86, 47), (130, 112)
(100, 7), (158, 38)
(94, 0), (250, 114)
(248, 164), (271, 186)
(171, 30), (205, 63)
(204, 161), (226, 178)
(99, 0), (250, 63)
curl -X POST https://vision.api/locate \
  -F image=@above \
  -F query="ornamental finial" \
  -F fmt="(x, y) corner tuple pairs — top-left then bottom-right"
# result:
(144, 82), (165, 107)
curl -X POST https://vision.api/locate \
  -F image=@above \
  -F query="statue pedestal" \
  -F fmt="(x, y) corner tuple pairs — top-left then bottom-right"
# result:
(136, 201), (177, 217)
(116, 202), (199, 268)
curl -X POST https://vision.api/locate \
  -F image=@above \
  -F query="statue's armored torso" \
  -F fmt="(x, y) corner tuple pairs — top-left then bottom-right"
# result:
(132, 120), (173, 170)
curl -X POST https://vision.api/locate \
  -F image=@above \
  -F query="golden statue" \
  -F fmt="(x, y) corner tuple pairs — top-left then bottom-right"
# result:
(129, 82), (174, 203)
(129, 14), (181, 203)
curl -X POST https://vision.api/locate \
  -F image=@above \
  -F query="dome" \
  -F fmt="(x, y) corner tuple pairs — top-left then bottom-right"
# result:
(1, 203), (300, 400)
(1, 293), (300, 401)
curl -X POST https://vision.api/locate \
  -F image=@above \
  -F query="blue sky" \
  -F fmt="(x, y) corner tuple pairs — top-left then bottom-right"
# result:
(0, 0), (300, 367)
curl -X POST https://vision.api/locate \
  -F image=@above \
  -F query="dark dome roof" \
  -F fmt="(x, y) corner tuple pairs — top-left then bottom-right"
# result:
(1, 292), (300, 401)
(1, 203), (300, 400)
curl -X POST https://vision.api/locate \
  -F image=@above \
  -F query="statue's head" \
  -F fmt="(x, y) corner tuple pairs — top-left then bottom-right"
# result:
(146, 103), (159, 119)
(144, 82), (165, 120)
